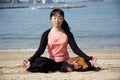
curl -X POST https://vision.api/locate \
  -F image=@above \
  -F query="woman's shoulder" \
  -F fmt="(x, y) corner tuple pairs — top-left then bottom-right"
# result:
(44, 28), (51, 33)
(42, 28), (51, 35)
(66, 31), (74, 37)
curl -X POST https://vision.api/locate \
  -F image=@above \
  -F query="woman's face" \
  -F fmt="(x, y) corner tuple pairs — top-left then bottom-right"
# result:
(50, 12), (64, 28)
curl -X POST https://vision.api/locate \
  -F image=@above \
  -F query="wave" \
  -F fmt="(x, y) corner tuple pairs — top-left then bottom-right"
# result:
(0, 45), (120, 52)
(0, 49), (37, 52)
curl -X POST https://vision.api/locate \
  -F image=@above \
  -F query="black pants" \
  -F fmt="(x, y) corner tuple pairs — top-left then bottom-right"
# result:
(27, 57), (99, 73)
(27, 57), (65, 73)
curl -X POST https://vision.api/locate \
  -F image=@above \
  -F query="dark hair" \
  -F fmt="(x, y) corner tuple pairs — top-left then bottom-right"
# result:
(50, 8), (70, 34)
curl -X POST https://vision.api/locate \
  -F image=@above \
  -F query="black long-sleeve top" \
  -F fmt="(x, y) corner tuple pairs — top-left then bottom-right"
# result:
(29, 29), (92, 63)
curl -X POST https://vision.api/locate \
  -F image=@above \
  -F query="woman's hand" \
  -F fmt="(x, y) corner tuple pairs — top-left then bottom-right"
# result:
(89, 56), (97, 66)
(23, 59), (30, 68)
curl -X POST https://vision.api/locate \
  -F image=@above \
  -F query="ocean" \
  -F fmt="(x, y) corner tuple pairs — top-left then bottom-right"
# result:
(0, 0), (120, 51)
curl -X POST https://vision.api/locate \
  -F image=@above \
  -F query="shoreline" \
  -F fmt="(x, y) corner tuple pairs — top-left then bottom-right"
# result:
(0, 6), (29, 9)
(0, 4), (86, 9)
(0, 48), (120, 52)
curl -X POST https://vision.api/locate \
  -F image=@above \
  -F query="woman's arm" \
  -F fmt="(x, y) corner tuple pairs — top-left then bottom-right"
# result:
(28, 29), (51, 63)
(68, 32), (92, 61)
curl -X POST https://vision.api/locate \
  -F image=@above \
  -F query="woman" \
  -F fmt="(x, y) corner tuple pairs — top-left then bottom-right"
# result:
(23, 8), (97, 73)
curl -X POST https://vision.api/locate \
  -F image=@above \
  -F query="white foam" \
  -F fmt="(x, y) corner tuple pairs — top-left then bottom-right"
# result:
(0, 49), (37, 52)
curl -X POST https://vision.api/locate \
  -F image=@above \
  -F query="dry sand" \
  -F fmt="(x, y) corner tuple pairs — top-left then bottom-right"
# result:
(0, 50), (120, 80)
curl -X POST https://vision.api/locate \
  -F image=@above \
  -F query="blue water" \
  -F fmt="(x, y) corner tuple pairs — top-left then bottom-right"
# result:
(0, 0), (120, 51)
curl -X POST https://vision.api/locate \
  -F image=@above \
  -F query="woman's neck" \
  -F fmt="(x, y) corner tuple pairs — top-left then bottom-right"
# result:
(52, 26), (63, 32)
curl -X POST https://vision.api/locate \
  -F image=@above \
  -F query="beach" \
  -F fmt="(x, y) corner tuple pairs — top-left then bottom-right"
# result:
(0, 50), (120, 80)
(0, 0), (120, 80)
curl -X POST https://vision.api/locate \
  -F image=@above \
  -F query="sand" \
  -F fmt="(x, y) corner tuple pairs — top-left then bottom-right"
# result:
(0, 50), (120, 80)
